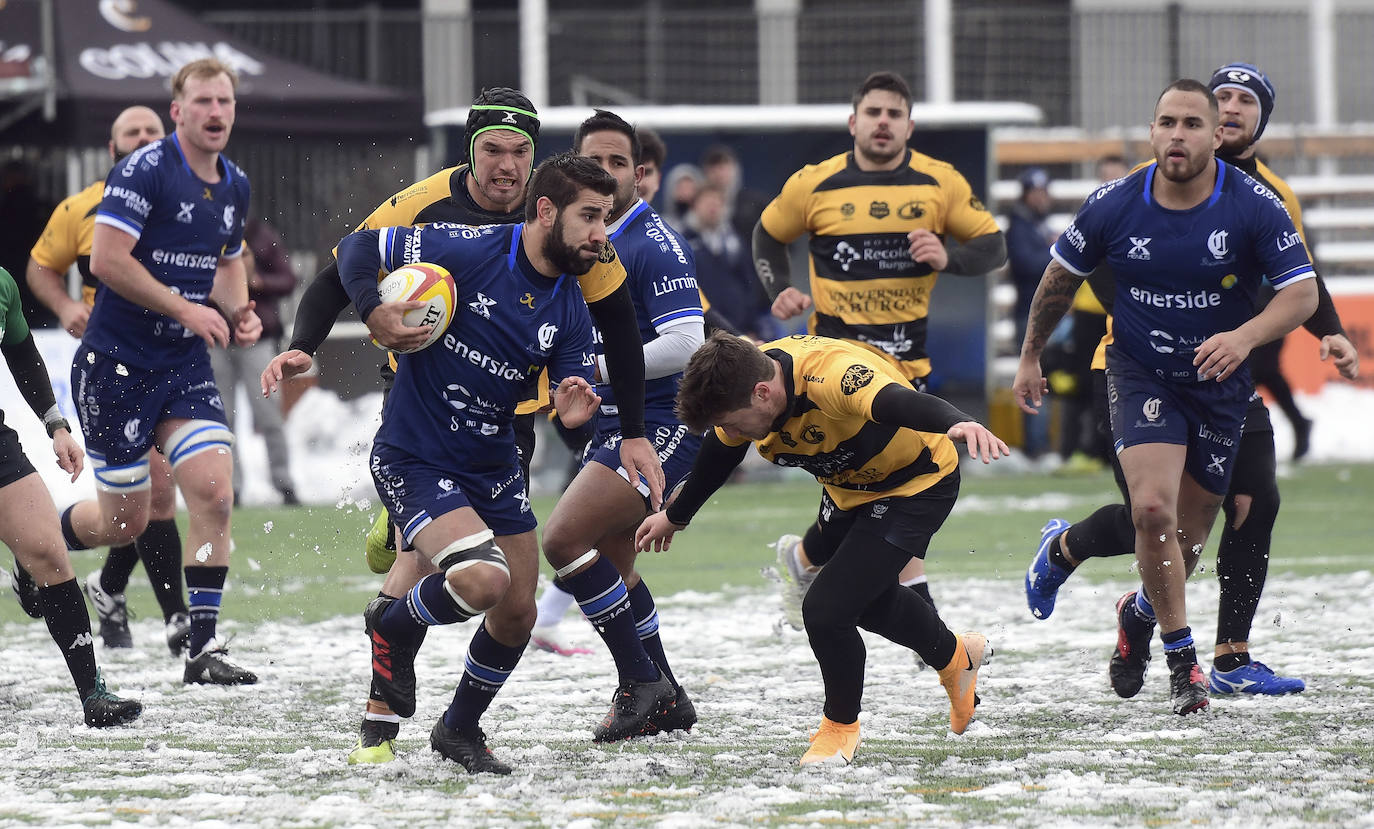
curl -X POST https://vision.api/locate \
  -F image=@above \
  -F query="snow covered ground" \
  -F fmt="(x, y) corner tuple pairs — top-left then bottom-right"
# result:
(1, 571), (1371, 827)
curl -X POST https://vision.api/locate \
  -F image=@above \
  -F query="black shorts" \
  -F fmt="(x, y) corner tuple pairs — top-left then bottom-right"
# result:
(804, 472), (959, 566)
(0, 420), (38, 489)
(514, 412), (537, 486)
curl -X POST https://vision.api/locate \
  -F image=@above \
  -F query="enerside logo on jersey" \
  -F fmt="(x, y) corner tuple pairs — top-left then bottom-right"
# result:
(177, 202), (194, 223)
(832, 241), (859, 272)
(1208, 229), (1229, 259)
(840, 364), (875, 395)
(469, 293), (496, 318)
(898, 201), (925, 220)
(1128, 237), (1152, 260)
(801, 424), (825, 444)
(840, 203), (856, 219)
(598, 242), (617, 264)
(537, 323), (558, 351)
(869, 201), (890, 219)
(1142, 397), (1162, 422)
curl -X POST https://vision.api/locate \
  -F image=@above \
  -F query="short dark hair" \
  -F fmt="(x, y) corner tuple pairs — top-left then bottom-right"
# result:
(1155, 78), (1218, 122)
(573, 109), (641, 166)
(852, 71), (912, 113)
(524, 151), (617, 221)
(675, 331), (776, 433)
(638, 128), (666, 168)
(700, 143), (737, 169)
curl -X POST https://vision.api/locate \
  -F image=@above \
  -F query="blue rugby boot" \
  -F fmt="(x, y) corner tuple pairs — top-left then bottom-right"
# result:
(1209, 660), (1305, 695)
(1025, 518), (1072, 620)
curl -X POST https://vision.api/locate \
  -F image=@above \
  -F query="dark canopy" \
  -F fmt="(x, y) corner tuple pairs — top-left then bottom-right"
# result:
(0, 0), (421, 142)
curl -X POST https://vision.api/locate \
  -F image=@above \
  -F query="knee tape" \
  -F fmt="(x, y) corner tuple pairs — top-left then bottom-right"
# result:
(164, 419), (235, 470)
(89, 448), (152, 493)
(432, 529), (509, 578)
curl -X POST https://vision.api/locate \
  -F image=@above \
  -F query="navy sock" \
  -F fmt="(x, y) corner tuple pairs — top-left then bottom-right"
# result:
(562, 557), (658, 683)
(60, 505), (88, 551)
(136, 518), (188, 620)
(396, 573), (474, 630)
(1121, 591), (1156, 641)
(101, 544), (139, 595)
(627, 579), (678, 692)
(39, 579), (99, 699)
(1162, 626), (1196, 671)
(443, 622), (525, 732)
(185, 565), (228, 656)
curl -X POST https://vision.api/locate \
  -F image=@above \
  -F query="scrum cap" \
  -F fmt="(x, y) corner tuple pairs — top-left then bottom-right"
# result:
(466, 87), (540, 178)
(1209, 62), (1275, 145)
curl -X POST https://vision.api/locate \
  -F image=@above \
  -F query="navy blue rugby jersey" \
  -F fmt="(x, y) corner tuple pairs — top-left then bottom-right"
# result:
(338, 222), (595, 469)
(89, 133), (250, 369)
(1052, 160), (1313, 384)
(595, 198), (702, 420)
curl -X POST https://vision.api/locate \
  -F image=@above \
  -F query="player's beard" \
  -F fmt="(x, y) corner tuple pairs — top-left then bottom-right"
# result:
(856, 131), (904, 167)
(543, 213), (598, 276)
(1157, 147), (1211, 183)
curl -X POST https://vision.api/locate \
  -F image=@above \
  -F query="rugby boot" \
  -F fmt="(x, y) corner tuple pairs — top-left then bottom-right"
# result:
(1108, 591), (1153, 699)
(1209, 660), (1305, 695)
(799, 716), (861, 766)
(184, 636), (258, 685)
(646, 686), (697, 734)
(82, 671), (143, 727)
(364, 596), (424, 718)
(1170, 662), (1210, 715)
(592, 672), (674, 742)
(938, 632), (990, 735)
(347, 717), (399, 765)
(430, 719), (512, 775)
(1025, 518), (1072, 619)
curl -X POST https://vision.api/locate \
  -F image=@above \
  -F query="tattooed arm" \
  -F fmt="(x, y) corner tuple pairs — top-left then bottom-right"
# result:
(1012, 259), (1085, 414)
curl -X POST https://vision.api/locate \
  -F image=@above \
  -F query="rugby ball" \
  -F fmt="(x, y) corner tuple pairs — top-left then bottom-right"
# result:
(373, 263), (457, 353)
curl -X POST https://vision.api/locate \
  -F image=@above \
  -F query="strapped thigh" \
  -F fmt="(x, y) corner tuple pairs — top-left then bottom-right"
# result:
(163, 419), (235, 471)
(87, 446), (152, 493)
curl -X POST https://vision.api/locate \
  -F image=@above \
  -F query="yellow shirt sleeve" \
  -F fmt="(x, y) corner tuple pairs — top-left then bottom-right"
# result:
(759, 166), (815, 244)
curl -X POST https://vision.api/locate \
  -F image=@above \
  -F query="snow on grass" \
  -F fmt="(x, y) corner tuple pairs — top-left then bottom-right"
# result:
(2, 570), (1372, 827)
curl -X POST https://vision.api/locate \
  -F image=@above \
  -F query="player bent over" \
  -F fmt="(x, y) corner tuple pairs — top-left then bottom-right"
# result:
(636, 332), (1008, 765)
(337, 153), (610, 774)
(0, 266), (141, 727)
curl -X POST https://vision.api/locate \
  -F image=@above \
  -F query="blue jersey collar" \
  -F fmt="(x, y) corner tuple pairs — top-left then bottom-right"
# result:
(168, 132), (231, 187)
(1142, 158), (1224, 211)
(606, 199), (649, 241)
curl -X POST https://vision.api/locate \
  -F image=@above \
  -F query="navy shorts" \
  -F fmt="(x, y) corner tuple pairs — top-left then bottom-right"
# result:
(370, 440), (534, 543)
(71, 345), (226, 467)
(1105, 353), (1246, 495)
(581, 417), (702, 505)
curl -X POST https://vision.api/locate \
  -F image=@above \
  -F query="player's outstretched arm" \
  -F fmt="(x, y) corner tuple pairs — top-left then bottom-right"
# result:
(0, 330), (82, 481)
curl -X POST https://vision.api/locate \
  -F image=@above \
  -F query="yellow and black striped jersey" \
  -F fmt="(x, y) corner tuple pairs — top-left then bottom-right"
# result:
(29, 179), (103, 307)
(716, 335), (960, 510)
(760, 149), (1000, 380)
(344, 164), (629, 413)
(1090, 156), (1305, 370)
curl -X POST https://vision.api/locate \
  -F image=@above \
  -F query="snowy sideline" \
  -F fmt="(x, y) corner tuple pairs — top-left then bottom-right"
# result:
(11, 380), (1372, 509)
(1, 572), (1371, 826)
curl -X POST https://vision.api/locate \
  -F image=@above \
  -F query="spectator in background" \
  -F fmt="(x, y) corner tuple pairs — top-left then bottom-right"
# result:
(662, 162), (703, 229)
(1096, 154), (1130, 183)
(637, 128), (667, 206)
(700, 144), (770, 245)
(1006, 167), (1057, 460)
(0, 160), (57, 328)
(211, 217), (300, 505)
(683, 184), (775, 339)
